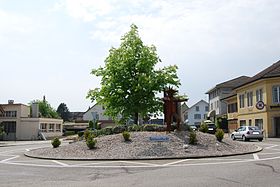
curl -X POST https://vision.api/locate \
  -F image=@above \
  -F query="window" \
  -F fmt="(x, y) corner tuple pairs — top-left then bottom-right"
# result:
(40, 123), (47, 132)
(255, 119), (263, 130)
(49, 124), (54, 132)
(272, 85), (280, 104)
(247, 91), (253, 107)
(55, 124), (61, 132)
(256, 89), (263, 102)
(228, 103), (237, 113)
(194, 114), (201, 119)
(249, 119), (252, 126)
(240, 120), (246, 126)
(203, 114), (207, 119)
(4, 111), (17, 117)
(205, 106), (209, 112)
(210, 103), (213, 110)
(239, 94), (245, 108)
(196, 106), (199, 111)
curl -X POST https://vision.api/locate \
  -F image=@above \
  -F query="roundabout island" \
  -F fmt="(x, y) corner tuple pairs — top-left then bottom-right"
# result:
(24, 131), (262, 160)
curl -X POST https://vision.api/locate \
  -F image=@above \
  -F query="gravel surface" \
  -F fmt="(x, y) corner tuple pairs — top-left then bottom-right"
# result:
(25, 131), (261, 160)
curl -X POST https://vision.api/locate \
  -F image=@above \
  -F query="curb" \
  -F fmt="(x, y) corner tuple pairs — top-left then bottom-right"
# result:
(24, 145), (263, 161)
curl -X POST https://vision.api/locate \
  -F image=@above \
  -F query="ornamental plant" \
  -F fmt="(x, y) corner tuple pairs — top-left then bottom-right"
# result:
(86, 134), (97, 149)
(199, 123), (208, 133)
(84, 129), (90, 141)
(189, 131), (197, 145)
(51, 137), (61, 148)
(215, 129), (224, 142)
(122, 131), (131, 141)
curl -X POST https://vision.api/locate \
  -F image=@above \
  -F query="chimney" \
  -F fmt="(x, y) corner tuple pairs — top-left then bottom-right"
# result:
(31, 103), (39, 118)
(8, 100), (14, 104)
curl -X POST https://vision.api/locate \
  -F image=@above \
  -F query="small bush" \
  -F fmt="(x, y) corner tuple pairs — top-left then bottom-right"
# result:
(77, 131), (84, 137)
(51, 137), (61, 148)
(128, 124), (143, 132)
(64, 131), (75, 136)
(143, 124), (164, 132)
(89, 120), (94, 129)
(84, 129), (90, 141)
(86, 134), (97, 149)
(189, 131), (197, 145)
(215, 129), (224, 142)
(199, 123), (208, 133)
(113, 125), (126, 134)
(122, 131), (131, 141)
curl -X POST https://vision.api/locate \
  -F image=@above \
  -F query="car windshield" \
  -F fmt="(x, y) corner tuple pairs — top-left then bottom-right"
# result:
(249, 126), (260, 131)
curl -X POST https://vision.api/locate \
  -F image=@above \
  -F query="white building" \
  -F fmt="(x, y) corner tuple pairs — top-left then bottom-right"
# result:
(83, 104), (115, 127)
(184, 100), (209, 126)
(0, 101), (63, 140)
(206, 76), (250, 117)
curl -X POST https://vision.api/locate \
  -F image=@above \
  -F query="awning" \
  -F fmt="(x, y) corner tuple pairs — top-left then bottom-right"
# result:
(207, 110), (216, 118)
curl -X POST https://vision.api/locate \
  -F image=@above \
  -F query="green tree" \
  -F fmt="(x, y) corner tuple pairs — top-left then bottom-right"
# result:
(57, 103), (71, 122)
(87, 24), (180, 124)
(31, 99), (59, 119)
(0, 125), (5, 136)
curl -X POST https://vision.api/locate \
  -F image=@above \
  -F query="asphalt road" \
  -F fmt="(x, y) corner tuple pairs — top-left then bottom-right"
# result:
(0, 139), (280, 187)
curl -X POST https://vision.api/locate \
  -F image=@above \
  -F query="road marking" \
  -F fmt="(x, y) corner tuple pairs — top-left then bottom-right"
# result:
(265, 145), (278, 149)
(253, 154), (259, 160)
(162, 159), (189, 166)
(73, 160), (160, 167)
(25, 149), (30, 151)
(0, 156), (19, 163)
(52, 160), (69, 166)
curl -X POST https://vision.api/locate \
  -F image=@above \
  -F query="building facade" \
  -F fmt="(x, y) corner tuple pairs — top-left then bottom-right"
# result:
(223, 60), (280, 137)
(184, 100), (209, 126)
(206, 76), (251, 117)
(0, 101), (63, 140)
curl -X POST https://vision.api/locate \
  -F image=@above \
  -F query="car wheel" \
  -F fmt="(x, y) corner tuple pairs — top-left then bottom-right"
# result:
(242, 135), (248, 141)
(231, 134), (236, 140)
(258, 138), (263, 142)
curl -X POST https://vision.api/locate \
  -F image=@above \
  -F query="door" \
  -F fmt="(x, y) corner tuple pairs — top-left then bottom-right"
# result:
(1, 121), (16, 140)
(275, 117), (280, 137)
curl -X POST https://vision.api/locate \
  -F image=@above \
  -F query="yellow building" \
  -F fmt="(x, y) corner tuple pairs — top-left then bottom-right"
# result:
(223, 60), (280, 137)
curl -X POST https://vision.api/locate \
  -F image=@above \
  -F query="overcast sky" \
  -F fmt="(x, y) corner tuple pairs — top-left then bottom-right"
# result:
(1, 0), (280, 111)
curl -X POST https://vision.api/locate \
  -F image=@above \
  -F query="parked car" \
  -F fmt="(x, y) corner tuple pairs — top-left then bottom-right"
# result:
(189, 125), (198, 131)
(231, 126), (263, 141)
(207, 123), (217, 134)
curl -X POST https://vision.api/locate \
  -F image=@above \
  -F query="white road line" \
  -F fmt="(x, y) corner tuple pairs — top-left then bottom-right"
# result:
(119, 160), (160, 166)
(258, 151), (280, 155)
(52, 160), (69, 167)
(25, 149), (30, 151)
(265, 145), (279, 149)
(73, 160), (160, 167)
(1, 155), (280, 168)
(0, 156), (19, 163)
(253, 154), (259, 160)
(162, 159), (189, 166)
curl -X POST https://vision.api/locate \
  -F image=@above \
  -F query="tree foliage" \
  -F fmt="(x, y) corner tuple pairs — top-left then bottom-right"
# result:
(57, 103), (71, 122)
(87, 24), (180, 124)
(31, 99), (59, 119)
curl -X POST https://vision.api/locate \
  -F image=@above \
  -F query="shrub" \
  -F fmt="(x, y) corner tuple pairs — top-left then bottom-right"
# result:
(215, 129), (224, 142)
(128, 124), (143, 132)
(104, 127), (113, 135)
(143, 124), (164, 132)
(189, 131), (197, 145)
(51, 137), (61, 148)
(113, 125), (127, 134)
(64, 131), (75, 136)
(86, 134), (97, 149)
(199, 123), (208, 133)
(77, 131), (84, 137)
(84, 129), (90, 141)
(122, 131), (130, 141)
(89, 120), (94, 129)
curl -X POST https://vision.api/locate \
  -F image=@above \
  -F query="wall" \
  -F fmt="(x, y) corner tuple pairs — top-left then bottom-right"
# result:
(83, 104), (111, 121)
(186, 101), (209, 126)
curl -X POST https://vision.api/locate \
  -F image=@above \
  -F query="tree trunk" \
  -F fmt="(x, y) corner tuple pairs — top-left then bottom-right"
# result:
(134, 112), (139, 125)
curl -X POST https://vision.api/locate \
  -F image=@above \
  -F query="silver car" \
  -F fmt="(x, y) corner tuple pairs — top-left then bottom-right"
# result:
(231, 126), (263, 142)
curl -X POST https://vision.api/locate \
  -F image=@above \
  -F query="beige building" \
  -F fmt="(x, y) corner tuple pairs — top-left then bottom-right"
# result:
(223, 60), (280, 137)
(0, 100), (63, 140)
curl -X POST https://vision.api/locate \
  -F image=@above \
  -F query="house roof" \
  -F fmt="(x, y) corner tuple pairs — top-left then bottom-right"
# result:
(187, 100), (209, 111)
(206, 76), (251, 94)
(234, 60), (280, 89)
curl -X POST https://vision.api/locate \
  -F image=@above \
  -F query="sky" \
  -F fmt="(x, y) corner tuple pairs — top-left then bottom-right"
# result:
(0, 0), (280, 112)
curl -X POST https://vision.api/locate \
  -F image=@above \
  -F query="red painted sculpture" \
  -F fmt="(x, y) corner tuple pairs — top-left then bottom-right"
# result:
(163, 87), (188, 132)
